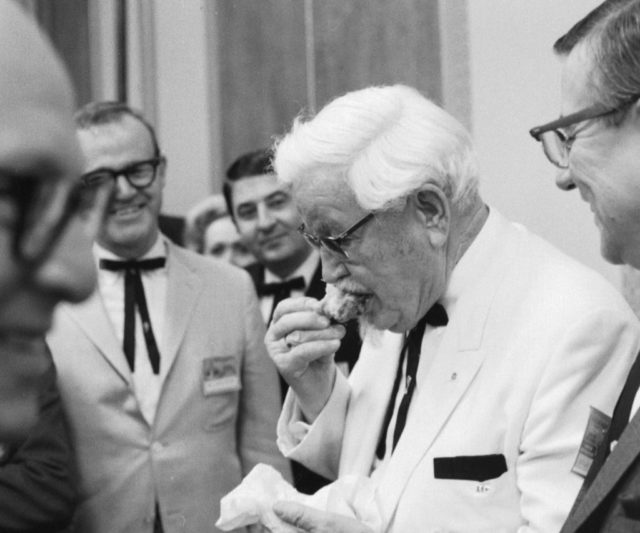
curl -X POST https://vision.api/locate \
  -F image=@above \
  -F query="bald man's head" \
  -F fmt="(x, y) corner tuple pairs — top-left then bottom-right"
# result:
(0, 1), (75, 111)
(0, 2), (106, 440)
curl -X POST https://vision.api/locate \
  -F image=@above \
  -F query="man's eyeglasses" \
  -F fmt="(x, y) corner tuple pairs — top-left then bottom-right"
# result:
(298, 212), (374, 259)
(0, 173), (113, 265)
(81, 156), (165, 190)
(529, 94), (640, 169)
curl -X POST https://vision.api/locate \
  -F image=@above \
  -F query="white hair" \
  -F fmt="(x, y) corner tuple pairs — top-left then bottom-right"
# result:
(274, 85), (479, 212)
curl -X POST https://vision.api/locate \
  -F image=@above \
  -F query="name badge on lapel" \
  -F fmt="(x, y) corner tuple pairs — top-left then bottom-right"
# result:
(572, 406), (611, 478)
(202, 356), (241, 397)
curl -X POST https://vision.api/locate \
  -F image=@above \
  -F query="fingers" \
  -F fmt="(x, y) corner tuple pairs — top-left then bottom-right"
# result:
(267, 296), (343, 346)
(265, 296), (345, 388)
(275, 339), (340, 378)
(284, 324), (345, 348)
(273, 501), (321, 532)
(272, 296), (322, 324)
(273, 501), (374, 533)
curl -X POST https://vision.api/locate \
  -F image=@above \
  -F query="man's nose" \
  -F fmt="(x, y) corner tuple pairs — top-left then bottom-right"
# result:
(32, 217), (97, 304)
(320, 247), (350, 284)
(114, 174), (137, 196)
(30, 183), (112, 305)
(555, 167), (577, 191)
(256, 203), (276, 229)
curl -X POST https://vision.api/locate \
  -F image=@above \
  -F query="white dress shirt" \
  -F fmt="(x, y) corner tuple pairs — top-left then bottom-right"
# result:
(95, 237), (168, 425)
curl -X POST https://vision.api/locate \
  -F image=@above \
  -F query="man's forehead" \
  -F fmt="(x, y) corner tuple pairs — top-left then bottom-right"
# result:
(231, 173), (287, 203)
(77, 118), (155, 166)
(0, 3), (75, 115)
(293, 174), (359, 216)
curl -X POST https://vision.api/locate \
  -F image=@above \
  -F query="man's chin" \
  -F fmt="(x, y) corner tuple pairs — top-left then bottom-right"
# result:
(357, 315), (386, 345)
(600, 235), (625, 266)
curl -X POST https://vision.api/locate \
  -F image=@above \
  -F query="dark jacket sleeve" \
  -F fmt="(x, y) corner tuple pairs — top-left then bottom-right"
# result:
(0, 353), (76, 533)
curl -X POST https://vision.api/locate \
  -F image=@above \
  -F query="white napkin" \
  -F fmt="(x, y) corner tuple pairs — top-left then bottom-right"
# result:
(216, 463), (384, 533)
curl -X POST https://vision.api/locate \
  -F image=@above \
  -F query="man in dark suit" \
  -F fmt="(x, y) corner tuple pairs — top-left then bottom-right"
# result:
(158, 214), (185, 246)
(0, 351), (76, 533)
(530, 1), (640, 530)
(224, 148), (362, 494)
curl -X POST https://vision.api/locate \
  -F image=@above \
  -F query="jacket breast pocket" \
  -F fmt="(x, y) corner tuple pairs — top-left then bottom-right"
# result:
(433, 454), (508, 482)
(201, 355), (242, 432)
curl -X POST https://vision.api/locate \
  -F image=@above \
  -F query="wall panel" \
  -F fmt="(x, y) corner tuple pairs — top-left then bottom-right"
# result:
(312, 0), (442, 109)
(215, 0), (308, 170)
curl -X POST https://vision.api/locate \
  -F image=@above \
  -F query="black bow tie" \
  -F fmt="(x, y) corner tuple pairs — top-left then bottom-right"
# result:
(423, 302), (448, 327)
(258, 276), (305, 297)
(99, 257), (166, 375)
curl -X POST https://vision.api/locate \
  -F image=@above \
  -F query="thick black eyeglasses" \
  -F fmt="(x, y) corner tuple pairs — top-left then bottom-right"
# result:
(81, 156), (165, 190)
(0, 173), (113, 265)
(529, 94), (640, 169)
(298, 212), (374, 259)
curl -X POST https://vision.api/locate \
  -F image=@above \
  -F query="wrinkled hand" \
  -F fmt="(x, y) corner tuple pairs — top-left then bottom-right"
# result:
(265, 297), (345, 421)
(273, 501), (375, 533)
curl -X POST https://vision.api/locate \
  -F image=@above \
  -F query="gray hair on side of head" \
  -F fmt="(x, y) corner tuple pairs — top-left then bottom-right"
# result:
(555, 0), (640, 117)
(273, 84), (479, 213)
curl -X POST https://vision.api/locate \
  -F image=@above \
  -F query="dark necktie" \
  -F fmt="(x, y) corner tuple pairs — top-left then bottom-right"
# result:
(376, 302), (449, 459)
(99, 258), (166, 375)
(258, 276), (306, 325)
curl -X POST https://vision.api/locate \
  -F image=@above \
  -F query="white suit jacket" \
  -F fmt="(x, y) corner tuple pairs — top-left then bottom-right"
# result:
(278, 210), (640, 533)
(48, 241), (290, 533)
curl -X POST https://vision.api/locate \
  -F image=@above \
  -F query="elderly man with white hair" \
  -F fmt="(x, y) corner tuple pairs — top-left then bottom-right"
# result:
(264, 85), (640, 532)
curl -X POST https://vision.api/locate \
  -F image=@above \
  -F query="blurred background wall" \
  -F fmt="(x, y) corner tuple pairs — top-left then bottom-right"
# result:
(18, 0), (624, 290)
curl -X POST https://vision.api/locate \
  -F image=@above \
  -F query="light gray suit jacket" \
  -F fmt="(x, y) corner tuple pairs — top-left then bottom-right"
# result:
(48, 241), (290, 533)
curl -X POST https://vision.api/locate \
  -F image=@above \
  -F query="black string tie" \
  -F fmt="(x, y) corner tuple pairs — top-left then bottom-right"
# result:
(99, 258), (166, 375)
(376, 302), (448, 459)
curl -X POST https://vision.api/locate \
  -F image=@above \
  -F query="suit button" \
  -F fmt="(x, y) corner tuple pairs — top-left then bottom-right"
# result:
(151, 441), (164, 453)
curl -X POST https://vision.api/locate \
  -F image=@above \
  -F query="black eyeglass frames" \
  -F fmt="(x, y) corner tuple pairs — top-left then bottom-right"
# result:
(0, 172), (113, 265)
(529, 94), (640, 169)
(80, 156), (165, 190)
(298, 212), (375, 259)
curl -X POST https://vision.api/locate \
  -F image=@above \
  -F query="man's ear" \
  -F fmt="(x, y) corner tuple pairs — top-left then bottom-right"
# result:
(157, 156), (167, 189)
(412, 184), (450, 245)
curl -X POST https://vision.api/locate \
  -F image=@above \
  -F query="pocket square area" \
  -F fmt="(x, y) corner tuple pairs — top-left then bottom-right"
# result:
(433, 454), (507, 482)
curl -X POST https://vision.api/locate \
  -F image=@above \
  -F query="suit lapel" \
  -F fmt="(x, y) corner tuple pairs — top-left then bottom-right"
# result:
(61, 290), (132, 384)
(376, 296), (489, 523)
(160, 245), (202, 379)
(564, 411), (640, 530)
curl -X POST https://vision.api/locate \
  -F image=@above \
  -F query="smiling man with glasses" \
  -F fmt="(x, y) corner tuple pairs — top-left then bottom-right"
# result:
(530, 1), (640, 532)
(46, 102), (291, 533)
(249, 84), (640, 533)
